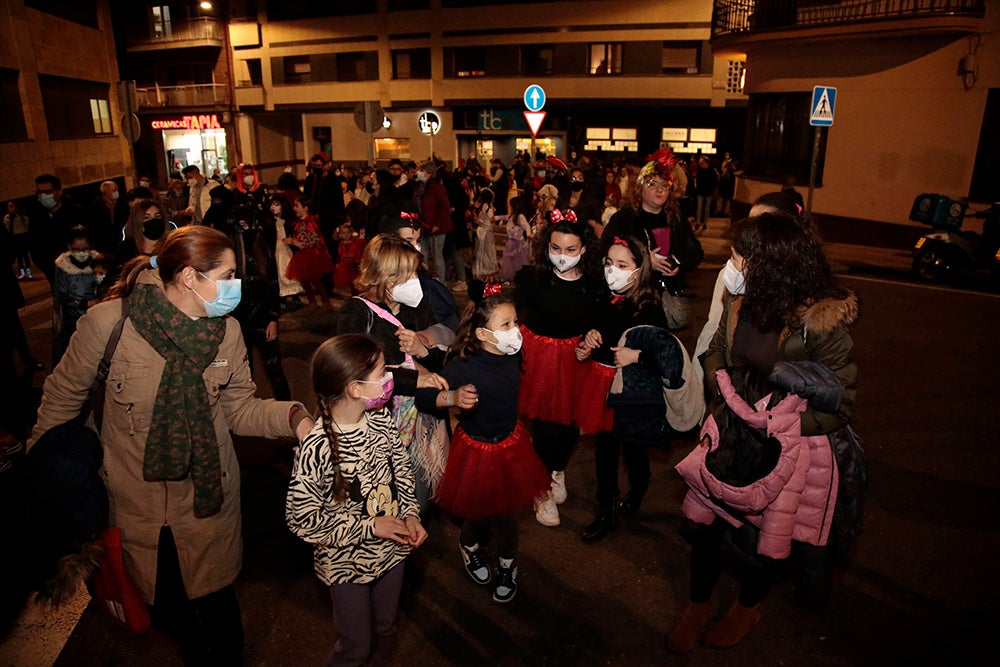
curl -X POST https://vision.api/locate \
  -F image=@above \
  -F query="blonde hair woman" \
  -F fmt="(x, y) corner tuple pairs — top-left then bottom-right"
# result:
(336, 234), (449, 510)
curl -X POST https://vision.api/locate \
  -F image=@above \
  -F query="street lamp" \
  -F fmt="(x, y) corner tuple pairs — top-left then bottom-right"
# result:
(200, 2), (213, 10)
(382, 116), (392, 130)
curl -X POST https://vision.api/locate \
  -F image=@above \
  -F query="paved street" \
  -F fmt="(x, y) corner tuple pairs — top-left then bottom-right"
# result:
(3, 222), (999, 666)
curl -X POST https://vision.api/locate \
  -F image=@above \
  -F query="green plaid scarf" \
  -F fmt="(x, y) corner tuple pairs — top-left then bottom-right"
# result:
(130, 283), (227, 518)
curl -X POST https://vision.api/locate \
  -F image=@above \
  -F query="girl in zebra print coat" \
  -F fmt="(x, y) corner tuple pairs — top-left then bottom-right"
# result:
(286, 334), (427, 666)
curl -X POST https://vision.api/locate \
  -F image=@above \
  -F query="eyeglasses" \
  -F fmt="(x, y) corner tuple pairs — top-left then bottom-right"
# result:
(644, 181), (670, 192)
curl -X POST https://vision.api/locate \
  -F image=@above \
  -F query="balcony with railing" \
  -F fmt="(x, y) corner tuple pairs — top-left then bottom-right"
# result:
(136, 84), (230, 109)
(712, 0), (986, 43)
(126, 18), (224, 51)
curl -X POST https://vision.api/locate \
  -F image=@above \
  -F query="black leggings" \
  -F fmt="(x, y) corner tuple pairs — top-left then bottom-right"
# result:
(460, 517), (519, 561)
(531, 420), (578, 472)
(689, 518), (770, 608)
(150, 526), (244, 666)
(241, 325), (291, 401)
(594, 431), (650, 504)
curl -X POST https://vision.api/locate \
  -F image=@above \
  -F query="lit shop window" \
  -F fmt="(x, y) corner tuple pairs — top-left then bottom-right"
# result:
(584, 127), (637, 153)
(375, 137), (411, 162)
(661, 127), (717, 155)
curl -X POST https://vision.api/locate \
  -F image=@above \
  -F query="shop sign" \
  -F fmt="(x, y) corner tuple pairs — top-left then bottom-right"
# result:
(151, 114), (223, 131)
(418, 111), (441, 135)
(477, 109), (528, 132)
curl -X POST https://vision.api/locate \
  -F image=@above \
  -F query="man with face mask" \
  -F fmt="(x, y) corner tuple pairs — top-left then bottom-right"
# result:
(87, 180), (129, 255)
(181, 165), (213, 225)
(28, 173), (83, 286)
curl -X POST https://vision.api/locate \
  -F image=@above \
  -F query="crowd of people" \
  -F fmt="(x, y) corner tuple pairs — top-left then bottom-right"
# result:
(1, 145), (863, 666)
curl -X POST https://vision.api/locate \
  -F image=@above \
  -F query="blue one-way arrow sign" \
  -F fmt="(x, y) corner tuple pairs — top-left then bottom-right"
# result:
(524, 84), (546, 112)
(810, 86), (837, 126)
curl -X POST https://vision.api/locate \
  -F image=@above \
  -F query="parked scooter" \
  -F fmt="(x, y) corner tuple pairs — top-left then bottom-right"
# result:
(911, 193), (1000, 287)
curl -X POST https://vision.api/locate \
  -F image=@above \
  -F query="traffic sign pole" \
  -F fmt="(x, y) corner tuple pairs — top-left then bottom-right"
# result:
(808, 126), (822, 216)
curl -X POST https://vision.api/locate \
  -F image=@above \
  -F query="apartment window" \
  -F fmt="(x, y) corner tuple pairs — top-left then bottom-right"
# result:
(90, 99), (112, 134)
(662, 42), (700, 75)
(522, 45), (554, 76)
(589, 43), (622, 75)
(744, 93), (825, 185)
(970, 88), (1000, 201)
(267, 0), (369, 21)
(392, 49), (431, 80)
(389, 0), (430, 8)
(446, 47), (486, 78)
(237, 58), (263, 87)
(151, 5), (171, 38)
(0, 68), (28, 142)
(336, 52), (379, 82)
(39, 75), (113, 139)
(284, 56), (311, 84)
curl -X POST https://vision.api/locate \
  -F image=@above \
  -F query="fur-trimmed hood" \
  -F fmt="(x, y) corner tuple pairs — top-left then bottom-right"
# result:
(798, 291), (859, 335)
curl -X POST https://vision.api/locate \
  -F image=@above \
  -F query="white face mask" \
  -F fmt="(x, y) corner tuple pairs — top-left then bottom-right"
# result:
(391, 277), (423, 307)
(243, 175), (255, 186)
(604, 264), (637, 292)
(485, 327), (523, 355)
(187, 178), (197, 188)
(109, 191), (119, 201)
(721, 259), (746, 295)
(548, 251), (582, 273)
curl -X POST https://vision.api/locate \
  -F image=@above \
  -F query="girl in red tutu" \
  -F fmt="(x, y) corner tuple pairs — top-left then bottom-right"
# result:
(284, 196), (335, 307)
(415, 289), (549, 603)
(575, 235), (670, 544)
(333, 221), (365, 295)
(513, 208), (603, 527)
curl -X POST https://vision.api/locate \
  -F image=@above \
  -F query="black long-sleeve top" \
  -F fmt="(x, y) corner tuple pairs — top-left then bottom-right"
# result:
(415, 351), (519, 442)
(513, 265), (602, 339)
(589, 297), (670, 367)
(336, 296), (445, 396)
(602, 206), (703, 292)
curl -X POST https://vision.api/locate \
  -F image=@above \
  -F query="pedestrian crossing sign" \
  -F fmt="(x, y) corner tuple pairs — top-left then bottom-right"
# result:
(811, 86), (837, 126)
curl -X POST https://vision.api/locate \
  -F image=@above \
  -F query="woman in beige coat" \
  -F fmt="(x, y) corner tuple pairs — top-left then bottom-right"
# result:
(29, 225), (314, 664)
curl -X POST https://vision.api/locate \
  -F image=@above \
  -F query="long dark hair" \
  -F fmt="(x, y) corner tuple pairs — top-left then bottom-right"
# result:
(449, 293), (513, 361)
(531, 214), (600, 279)
(311, 334), (383, 502)
(604, 234), (660, 311)
(733, 213), (847, 333)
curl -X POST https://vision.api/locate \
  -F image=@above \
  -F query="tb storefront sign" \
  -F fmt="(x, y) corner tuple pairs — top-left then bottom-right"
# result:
(477, 109), (529, 132)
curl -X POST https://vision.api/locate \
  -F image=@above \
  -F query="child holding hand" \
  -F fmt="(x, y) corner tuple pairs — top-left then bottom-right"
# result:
(416, 289), (550, 603)
(286, 333), (427, 666)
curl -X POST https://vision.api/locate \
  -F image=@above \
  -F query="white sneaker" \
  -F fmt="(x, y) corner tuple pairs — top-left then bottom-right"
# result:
(551, 470), (567, 505)
(534, 495), (560, 527)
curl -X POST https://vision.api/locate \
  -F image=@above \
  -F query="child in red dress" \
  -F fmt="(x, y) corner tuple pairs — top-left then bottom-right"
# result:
(415, 289), (549, 604)
(284, 196), (335, 307)
(333, 221), (366, 295)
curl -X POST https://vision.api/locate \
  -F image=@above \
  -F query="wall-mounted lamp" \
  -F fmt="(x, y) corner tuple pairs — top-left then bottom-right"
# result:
(200, 2), (213, 10)
(382, 116), (392, 130)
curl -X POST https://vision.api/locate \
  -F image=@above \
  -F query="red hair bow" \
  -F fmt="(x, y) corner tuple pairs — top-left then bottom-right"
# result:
(483, 282), (503, 298)
(550, 208), (577, 224)
(611, 236), (630, 248)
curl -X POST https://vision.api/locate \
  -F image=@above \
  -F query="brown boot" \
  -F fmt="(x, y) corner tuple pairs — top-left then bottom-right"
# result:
(702, 601), (761, 648)
(666, 601), (713, 654)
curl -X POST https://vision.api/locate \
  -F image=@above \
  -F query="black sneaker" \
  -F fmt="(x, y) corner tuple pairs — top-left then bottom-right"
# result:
(459, 542), (492, 585)
(493, 560), (518, 603)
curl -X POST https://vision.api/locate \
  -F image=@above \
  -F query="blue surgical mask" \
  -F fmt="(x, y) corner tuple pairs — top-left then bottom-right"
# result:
(191, 271), (242, 317)
(38, 193), (57, 209)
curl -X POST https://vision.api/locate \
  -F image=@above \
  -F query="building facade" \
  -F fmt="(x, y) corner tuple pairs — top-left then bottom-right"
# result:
(223, 0), (747, 185)
(0, 0), (130, 205)
(712, 0), (998, 230)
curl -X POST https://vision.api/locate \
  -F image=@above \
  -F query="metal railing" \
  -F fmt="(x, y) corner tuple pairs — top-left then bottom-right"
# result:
(136, 84), (229, 108)
(127, 17), (224, 47)
(712, 0), (986, 38)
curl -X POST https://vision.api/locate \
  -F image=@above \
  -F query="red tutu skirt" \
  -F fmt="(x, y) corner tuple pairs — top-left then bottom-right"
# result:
(576, 362), (616, 435)
(518, 326), (582, 425)
(433, 422), (550, 520)
(286, 250), (335, 283)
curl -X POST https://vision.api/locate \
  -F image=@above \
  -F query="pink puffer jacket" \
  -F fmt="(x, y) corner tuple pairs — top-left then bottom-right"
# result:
(675, 370), (838, 559)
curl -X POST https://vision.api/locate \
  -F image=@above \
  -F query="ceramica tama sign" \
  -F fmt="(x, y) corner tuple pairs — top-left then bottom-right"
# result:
(151, 114), (223, 130)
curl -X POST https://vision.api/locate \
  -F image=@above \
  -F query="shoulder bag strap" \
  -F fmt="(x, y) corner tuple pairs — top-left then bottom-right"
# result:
(83, 297), (130, 428)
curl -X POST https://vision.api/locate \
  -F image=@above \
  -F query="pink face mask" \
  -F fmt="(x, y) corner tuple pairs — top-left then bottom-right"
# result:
(358, 372), (394, 411)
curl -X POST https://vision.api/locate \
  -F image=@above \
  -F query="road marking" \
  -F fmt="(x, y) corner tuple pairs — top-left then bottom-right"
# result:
(839, 274), (1000, 297)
